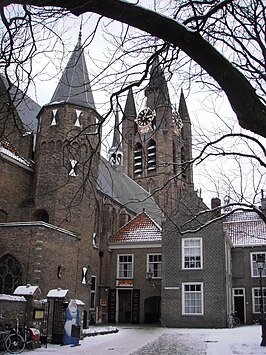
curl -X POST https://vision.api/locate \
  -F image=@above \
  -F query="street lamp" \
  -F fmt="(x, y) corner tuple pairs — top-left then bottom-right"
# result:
(146, 269), (153, 283)
(256, 253), (266, 347)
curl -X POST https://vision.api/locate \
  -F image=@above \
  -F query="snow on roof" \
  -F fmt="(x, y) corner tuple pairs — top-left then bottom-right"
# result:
(13, 284), (41, 296)
(74, 299), (85, 306)
(0, 140), (33, 169)
(110, 211), (162, 244)
(224, 211), (266, 246)
(47, 288), (68, 298)
(0, 294), (26, 302)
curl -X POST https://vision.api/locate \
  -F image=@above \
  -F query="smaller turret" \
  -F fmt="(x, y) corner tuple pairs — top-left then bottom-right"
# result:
(109, 105), (123, 167)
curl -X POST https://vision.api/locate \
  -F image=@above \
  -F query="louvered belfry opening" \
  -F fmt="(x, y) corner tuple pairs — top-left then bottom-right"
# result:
(147, 139), (156, 174)
(134, 143), (143, 177)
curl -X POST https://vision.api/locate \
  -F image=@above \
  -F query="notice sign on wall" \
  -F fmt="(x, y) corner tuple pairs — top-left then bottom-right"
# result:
(116, 279), (133, 287)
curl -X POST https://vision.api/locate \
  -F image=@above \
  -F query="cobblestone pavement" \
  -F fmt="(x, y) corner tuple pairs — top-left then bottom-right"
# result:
(130, 333), (207, 355)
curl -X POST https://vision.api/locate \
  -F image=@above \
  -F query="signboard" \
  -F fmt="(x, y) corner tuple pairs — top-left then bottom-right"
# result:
(132, 289), (140, 324)
(108, 289), (116, 323)
(116, 279), (133, 287)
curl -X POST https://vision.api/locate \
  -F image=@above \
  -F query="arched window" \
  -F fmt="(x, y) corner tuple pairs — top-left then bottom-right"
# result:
(181, 147), (187, 179)
(0, 254), (22, 294)
(133, 143), (143, 177)
(173, 143), (177, 175)
(111, 208), (117, 235)
(31, 209), (49, 223)
(147, 139), (156, 174)
(0, 209), (7, 223)
(147, 178), (154, 194)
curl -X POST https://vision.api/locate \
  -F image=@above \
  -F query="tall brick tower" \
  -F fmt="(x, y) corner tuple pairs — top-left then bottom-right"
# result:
(33, 32), (101, 297)
(122, 58), (193, 216)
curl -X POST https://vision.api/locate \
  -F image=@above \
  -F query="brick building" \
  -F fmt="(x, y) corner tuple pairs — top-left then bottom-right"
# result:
(0, 32), (265, 330)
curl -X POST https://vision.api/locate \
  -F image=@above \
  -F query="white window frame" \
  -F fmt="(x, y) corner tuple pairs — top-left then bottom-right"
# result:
(90, 275), (97, 309)
(252, 287), (266, 313)
(147, 253), (162, 279)
(182, 282), (204, 315)
(117, 254), (134, 279)
(182, 238), (203, 269)
(250, 252), (266, 277)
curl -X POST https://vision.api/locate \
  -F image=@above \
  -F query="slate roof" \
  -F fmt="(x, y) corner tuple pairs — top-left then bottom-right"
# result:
(97, 157), (164, 226)
(50, 33), (95, 110)
(109, 211), (162, 244)
(0, 74), (40, 133)
(224, 211), (266, 246)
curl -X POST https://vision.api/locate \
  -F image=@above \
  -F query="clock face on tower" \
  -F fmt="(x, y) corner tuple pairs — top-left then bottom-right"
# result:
(136, 107), (155, 127)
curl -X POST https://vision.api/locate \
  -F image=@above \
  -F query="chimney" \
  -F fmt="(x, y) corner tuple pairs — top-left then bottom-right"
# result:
(211, 197), (221, 216)
(261, 190), (266, 216)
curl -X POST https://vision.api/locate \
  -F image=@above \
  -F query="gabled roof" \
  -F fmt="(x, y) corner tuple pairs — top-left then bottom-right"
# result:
(110, 211), (162, 244)
(49, 33), (95, 110)
(0, 74), (40, 133)
(97, 157), (164, 226)
(13, 284), (41, 296)
(224, 211), (266, 246)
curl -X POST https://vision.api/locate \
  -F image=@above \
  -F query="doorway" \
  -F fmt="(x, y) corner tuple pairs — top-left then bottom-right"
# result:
(233, 288), (245, 324)
(118, 289), (132, 323)
(144, 296), (161, 323)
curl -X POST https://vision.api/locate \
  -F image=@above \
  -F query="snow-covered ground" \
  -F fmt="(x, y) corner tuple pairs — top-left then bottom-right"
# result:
(22, 324), (265, 354)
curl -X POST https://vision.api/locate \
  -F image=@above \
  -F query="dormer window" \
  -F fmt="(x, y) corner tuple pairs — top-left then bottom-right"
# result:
(69, 159), (78, 176)
(51, 109), (58, 126)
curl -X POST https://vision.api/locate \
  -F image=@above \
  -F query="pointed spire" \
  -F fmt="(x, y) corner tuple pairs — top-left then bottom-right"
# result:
(178, 89), (190, 122)
(145, 56), (170, 109)
(109, 105), (123, 166)
(124, 87), (137, 118)
(111, 104), (121, 150)
(50, 31), (95, 110)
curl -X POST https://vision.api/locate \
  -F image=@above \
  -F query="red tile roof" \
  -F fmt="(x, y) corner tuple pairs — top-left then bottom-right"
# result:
(224, 212), (266, 246)
(110, 211), (162, 243)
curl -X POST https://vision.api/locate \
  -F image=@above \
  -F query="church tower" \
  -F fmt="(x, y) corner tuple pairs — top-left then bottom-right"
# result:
(122, 58), (193, 215)
(33, 32), (101, 231)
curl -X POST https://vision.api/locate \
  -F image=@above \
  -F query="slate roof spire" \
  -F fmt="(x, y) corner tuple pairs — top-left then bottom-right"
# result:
(124, 87), (137, 118)
(178, 89), (190, 122)
(50, 30), (95, 110)
(145, 56), (170, 109)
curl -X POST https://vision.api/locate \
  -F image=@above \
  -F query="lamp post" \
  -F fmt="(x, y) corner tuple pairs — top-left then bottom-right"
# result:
(146, 269), (153, 284)
(256, 254), (266, 347)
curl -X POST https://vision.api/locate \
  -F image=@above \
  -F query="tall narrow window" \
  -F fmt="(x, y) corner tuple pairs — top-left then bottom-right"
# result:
(69, 159), (78, 176)
(51, 109), (58, 126)
(182, 283), (203, 315)
(147, 254), (162, 278)
(252, 288), (266, 313)
(181, 147), (187, 179)
(117, 255), (133, 278)
(0, 254), (22, 294)
(75, 110), (82, 127)
(90, 276), (97, 309)
(134, 143), (143, 177)
(147, 139), (156, 173)
(250, 252), (266, 277)
(182, 238), (202, 269)
(173, 143), (177, 175)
